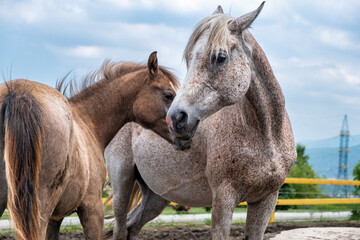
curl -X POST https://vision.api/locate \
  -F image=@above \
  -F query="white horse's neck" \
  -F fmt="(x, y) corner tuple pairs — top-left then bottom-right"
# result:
(243, 30), (287, 145)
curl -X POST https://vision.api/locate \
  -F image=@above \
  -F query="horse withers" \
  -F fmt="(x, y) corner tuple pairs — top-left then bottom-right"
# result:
(0, 52), (179, 240)
(107, 3), (296, 240)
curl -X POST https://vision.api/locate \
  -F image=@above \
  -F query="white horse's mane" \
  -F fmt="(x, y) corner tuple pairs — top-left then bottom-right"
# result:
(183, 14), (234, 66)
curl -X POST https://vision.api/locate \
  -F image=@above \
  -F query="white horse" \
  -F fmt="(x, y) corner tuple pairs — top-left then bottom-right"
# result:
(106, 3), (296, 240)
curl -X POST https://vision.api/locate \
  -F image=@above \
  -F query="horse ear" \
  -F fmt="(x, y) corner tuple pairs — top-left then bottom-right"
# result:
(147, 51), (159, 77)
(228, 1), (264, 33)
(212, 5), (224, 15)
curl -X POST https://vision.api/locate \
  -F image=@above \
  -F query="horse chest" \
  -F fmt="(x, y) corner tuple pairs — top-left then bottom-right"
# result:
(206, 141), (286, 201)
(133, 130), (212, 206)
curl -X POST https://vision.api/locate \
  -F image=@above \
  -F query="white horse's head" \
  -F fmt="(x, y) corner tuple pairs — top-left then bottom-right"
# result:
(167, 2), (264, 143)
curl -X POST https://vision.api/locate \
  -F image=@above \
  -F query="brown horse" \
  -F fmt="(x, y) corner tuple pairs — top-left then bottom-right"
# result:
(0, 52), (179, 240)
(106, 3), (296, 240)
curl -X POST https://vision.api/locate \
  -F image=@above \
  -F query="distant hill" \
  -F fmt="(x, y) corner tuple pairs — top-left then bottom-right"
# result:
(300, 134), (360, 149)
(298, 135), (360, 179)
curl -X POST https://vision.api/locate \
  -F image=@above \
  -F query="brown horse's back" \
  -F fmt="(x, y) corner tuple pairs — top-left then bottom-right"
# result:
(0, 79), (74, 240)
(0, 80), (74, 187)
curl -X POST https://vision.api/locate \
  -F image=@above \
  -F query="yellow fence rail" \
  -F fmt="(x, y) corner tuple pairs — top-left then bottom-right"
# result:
(276, 198), (360, 205)
(103, 178), (360, 223)
(284, 178), (360, 186)
(268, 178), (360, 223)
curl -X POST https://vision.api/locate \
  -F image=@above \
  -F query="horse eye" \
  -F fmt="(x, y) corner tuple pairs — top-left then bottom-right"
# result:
(217, 52), (227, 65)
(211, 51), (227, 67)
(163, 92), (174, 101)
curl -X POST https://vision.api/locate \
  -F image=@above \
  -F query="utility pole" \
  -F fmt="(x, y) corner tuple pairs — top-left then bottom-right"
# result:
(333, 115), (350, 197)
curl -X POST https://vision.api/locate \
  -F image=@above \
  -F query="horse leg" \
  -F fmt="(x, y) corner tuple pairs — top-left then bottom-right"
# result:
(38, 190), (63, 240)
(105, 123), (138, 240)
(211, 182), (240, 240)
(77, 198), (104, 240)
(0, 156), (6, 217)
(0, 195), (5, 217)
(111, 170), (136, 240)
(45, 218), (64, 240)
(245, 191), (278, 240)
(126, 178), (170, 239)
(0, 177), (6, 218)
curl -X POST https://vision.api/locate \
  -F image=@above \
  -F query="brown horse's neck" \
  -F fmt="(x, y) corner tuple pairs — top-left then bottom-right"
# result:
(243, 30), (286, 144)
(69, 70), (146, 152)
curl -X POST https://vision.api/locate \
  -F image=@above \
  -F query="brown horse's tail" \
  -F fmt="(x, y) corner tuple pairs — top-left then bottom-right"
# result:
(128, 182), (141, 212)
(1, 89), (43, 240)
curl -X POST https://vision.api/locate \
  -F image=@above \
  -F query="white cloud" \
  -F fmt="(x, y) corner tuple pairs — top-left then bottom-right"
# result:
(277, 55), (360, 93)
(317, 27), (360, 50)
(332, 94), (360, 106)
(0, 0), (265, 24)
(0, 0), (88, 23)
(338, 67), (360, 86)
(321, 64), (360, 87)
(302, 0), (360, 23)
(45, 21), (190, 78)
(65, 46), (104, 58)
(1, 0), (359, 26)
(101, 0), (153, 9)
(100, 0), (259, 14)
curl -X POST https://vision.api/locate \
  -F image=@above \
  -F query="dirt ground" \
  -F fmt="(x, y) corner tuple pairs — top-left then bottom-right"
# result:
(1, 221), (360, 239)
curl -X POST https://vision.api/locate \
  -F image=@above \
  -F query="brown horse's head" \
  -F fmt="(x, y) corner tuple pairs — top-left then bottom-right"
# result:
(132, 51), (182, 147)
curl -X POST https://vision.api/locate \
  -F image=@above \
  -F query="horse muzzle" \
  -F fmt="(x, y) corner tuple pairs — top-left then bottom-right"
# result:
(166, 109), (200, 146)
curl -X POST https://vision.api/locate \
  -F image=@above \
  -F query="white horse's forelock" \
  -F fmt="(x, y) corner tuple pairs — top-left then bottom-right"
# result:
(183, 14), (234, 66)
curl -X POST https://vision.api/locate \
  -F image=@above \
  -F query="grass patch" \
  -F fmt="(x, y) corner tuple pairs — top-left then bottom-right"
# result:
(60, 224), (83, 232)
(143, 221), (199, 229)
(0, 229), (14, 237)
(204, 218), (211, 225)
(160, 206), (247, 215)
(143, 219), (246, 229)
(0, 210), (9, 220)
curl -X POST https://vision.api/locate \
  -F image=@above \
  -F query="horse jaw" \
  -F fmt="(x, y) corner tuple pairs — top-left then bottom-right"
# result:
(173, 138), (192, 150)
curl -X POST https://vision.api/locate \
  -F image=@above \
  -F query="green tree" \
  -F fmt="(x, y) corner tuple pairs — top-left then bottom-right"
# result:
(288, 144), (322, 199)
(277, 183), (295, 210)
(353, 160), (360, 195)
(350, 160), (360, 220)
(278, 144), (322, 206)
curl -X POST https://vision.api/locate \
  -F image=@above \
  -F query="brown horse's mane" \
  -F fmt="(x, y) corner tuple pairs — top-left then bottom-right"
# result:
(56, 60), (179, 100)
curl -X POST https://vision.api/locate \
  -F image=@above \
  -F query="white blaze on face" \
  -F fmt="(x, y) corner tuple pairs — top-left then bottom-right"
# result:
(170, 34), (221, 122)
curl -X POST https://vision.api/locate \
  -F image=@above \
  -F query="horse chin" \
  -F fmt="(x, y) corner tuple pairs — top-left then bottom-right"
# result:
(171, 120), (200, 150)
(173, 137), (192, 150)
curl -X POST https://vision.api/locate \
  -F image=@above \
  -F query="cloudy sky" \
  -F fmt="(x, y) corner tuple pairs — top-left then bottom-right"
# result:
(1, 0), (359, 142)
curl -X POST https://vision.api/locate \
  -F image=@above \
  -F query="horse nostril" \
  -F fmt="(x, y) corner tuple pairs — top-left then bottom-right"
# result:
(174, 111), (188, 130)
